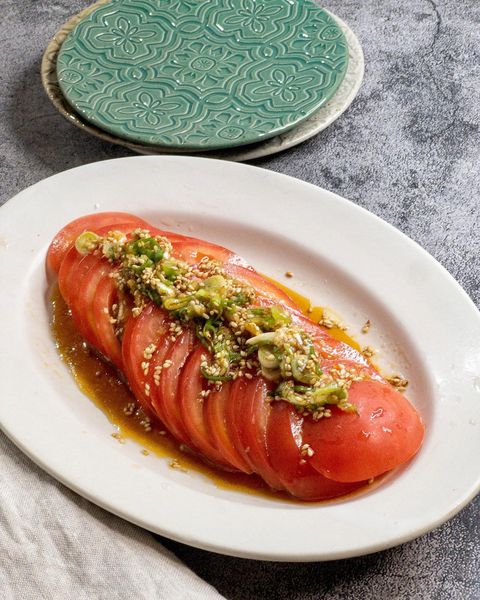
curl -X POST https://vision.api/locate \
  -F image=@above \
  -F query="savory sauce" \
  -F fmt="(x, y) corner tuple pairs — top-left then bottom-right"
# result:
(50, 281), (363, 501)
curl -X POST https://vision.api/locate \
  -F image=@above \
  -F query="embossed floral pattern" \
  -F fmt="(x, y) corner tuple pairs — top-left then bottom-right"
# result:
(156, 0), (198, 14)
(161, 42), (243, 88)
(58, 55), (112, 100)
(57, 0), (348, 149)
(255, 69), (314, 103)
(97, 16), (155, 55)
(118, 91), (179, 126)
(224, 0), (282, 34)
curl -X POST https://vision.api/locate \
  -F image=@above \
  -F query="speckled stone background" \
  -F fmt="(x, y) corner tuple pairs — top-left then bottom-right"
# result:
(1, 1), (479, 599)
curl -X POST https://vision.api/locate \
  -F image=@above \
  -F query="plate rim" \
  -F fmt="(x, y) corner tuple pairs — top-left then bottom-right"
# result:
(0, 155), (479, 562)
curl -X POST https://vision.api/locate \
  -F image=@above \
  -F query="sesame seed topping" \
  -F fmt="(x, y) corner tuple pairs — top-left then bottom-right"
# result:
(361, 319), (371, 334)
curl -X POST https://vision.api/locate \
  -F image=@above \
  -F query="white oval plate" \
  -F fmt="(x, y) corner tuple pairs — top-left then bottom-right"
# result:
(0, 157), (479, 562)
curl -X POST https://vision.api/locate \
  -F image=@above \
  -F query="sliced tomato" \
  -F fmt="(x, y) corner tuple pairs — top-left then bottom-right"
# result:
(47, 212), (150, 276)
(58, 247), (96, 308)
(67, 254), (110, 348)
(224, 378), (254, 467)
(178, 346), (231, 468)
(90, 265), (125, 370)
(157, 329), (195, 444)
(288, 309), (370, 365)
(171, 238), (250, 268)
(231, 377), (285, 490)
(205, 382), (253, 474)
(267, 402), (363, 500)
(303, 380), (425, 482)
(143, 227), (188, 243)
(149, 333), (175, 426)
(223, 264), (299, 310)
(60, 223), (146, 363)
(58, 222), (145, 308)
(121, 304), (169, 416)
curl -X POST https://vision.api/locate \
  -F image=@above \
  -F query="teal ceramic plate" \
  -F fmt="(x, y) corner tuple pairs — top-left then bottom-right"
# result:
(56, 0), (349, 150)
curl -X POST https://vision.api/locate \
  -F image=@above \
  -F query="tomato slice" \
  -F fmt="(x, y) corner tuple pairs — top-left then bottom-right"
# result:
(90, 266), (125, 370)
(171, 238), (250, 268)
(288, 309), (370, 365)
(303, 380), (425, 482)
(223, 264), (299, 310)
(267, 402), (363, 500)
(157, 329), (195, 444)
(224, 378), (254, 465)
(231, 377), (285, 490)
(205, 382), (253, 474)
(121, 304), (169, 416)
(58, 222), (145, 308)
(178, 346), (231, 468)
(58, 247), (96, 308)
(60, 223), (148, 364)
(47, 212), (150, 276)
(70, 254), (112, 351)
(149, 333), (175, 426)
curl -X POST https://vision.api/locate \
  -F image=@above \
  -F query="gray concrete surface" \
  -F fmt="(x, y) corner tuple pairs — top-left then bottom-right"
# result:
(1, 1), (479, 598)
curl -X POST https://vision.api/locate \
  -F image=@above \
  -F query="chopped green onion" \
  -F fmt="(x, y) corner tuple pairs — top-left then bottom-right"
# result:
(75, 231), (100, 255)
(163, 296), (192, 311)
(258, 346), (279, 370)
(204, 275), (226, 290)
(127, 237), (164, 263)
(246, 332), (277, 346)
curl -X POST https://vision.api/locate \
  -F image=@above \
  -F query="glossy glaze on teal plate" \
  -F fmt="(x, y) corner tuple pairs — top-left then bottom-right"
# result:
(57, 0), (348, 150)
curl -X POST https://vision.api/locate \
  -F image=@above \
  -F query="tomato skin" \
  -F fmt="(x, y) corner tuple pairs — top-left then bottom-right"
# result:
(303, 380), (425, 483)
(58, 247), (95, 308)
(47, 212), (150, 276)
(205, 382), (253, 474)
(149, 333), (175, 426)
(48, 213), (189, 278)
(171, 238), (250, 268)
(231, 377), (285, 490)
(121, 304), (168, 416)
(223, 264), (299, 310)
(267, 401), (363, 500)
(71, 255), (112, 352)
(157, 329), (195, 444)
(178, 346), (231, 468)
(286, 308), (370, 365)
(90, 267), (126, 370)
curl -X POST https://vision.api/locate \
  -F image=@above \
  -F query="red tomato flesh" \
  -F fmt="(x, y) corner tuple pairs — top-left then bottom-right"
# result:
(230, 377), (285, 490)
(171, 238), (250, 268)
(90, 266), (125, 370)
(205, 383), (253, 474)
(47, 212), (150, 276)
(58, 247), (95, 308)
(70, 255), (111, 352)
(149, 333), (175, 426)
(223, 264), (299, 310)
(157, 329), (195, 444)
(303, 380), (425, 482)
(178, 346), (231, 468)
(267, 402), (364, 500)
(121, 304), (168, 416)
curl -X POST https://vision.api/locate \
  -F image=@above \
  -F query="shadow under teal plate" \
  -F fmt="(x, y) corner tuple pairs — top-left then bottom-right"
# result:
(57, 0), (349, 150)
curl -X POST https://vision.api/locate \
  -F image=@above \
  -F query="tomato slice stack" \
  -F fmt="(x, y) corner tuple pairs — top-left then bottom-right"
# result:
(49, 212), (425, 501)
